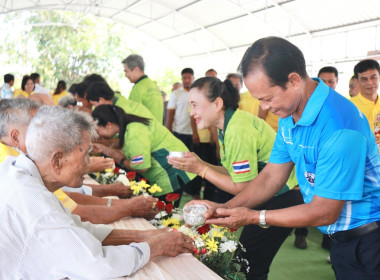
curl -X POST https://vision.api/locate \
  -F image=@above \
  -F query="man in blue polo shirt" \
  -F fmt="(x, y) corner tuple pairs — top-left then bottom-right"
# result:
(198, 37), (380, 280)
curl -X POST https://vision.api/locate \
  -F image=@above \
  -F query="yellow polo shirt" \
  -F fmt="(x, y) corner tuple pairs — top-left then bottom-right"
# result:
(13, 89), (34, 98)
(51, 90), (68, 105)
(0, 145), (78, 211)
(351, 93), (380, 150)
(239, 91), (259, 116)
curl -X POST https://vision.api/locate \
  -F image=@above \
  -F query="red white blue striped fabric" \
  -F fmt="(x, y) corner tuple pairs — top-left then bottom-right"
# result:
(232, 160), (250, 174)
(131, 155), (144, 165)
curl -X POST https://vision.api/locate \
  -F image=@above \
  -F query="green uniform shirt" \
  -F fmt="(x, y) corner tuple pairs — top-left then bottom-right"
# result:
(122, 120), (195, 196)
(129, 76), (164, 123)
(114, 93), (154, 119)
(218, 109), (297, 194)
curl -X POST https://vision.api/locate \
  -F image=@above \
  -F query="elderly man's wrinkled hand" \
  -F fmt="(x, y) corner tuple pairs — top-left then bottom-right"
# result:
(148, 231), (195, 258)
(89, 156), (114, 172)
(108, 182), (133, 198)
(128, 195), (159, 219)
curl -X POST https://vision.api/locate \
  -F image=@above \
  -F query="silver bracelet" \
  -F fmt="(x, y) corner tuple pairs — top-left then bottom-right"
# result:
(107, 198), (112, 207)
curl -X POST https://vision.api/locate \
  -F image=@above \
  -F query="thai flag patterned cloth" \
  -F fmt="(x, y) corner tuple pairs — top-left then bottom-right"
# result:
(131, 155), (144, 165)
(232, 160), (250, 174)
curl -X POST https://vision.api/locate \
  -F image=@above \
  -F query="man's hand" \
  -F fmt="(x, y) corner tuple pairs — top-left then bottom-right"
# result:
(206, 207), (256, 229)
(184, 199), (227, 220)
(108, 182), (133, 199)
(124, 196), (159, 220)
(147, 231), (195, 258)
(89, 156), (114, 172)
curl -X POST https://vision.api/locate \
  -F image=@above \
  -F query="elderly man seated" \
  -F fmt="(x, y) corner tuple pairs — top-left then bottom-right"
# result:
(0, 99), (158, 224)
(0, 105), (194, 279)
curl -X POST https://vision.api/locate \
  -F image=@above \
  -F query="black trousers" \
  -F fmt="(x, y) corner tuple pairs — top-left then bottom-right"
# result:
(330, 226), (380, 280)
(239, 189), (304, 280)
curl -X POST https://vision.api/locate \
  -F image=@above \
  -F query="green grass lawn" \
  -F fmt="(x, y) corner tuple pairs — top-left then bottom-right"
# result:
(179, 193), (335, 280)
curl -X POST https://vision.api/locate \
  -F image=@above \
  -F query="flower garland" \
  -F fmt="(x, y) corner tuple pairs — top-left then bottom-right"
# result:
(89, 166), (129, 185)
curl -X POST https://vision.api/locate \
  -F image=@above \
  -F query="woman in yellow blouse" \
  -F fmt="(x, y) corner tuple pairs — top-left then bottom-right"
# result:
(13, 75), (35, 98)
(51, 80), (68, 105)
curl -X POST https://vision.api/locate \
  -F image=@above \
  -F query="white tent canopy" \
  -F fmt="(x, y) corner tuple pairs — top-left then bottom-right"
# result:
(2, 0), (380, 90)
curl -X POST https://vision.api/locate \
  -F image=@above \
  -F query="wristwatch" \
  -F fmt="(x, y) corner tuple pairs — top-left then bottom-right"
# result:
(259, 210), (270, 228)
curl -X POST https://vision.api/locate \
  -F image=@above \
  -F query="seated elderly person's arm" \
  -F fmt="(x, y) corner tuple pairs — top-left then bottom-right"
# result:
(64, 192), (158, 223)
(85, 182), (133, 198)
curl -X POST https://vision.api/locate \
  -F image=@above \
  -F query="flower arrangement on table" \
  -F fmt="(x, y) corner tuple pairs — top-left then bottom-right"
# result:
(89, 166), (129, 185)
(149, 196), (249, 280)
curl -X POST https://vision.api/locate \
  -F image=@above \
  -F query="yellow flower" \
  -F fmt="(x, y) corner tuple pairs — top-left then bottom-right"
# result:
(200, 232), (209, 241)
(210, 228), (224, 239)
(104, 168), (114, 173)
(139, 181), (151, 189)
(149, 184), (162, 194)
(205, 238), (219, 253)
(130, 184), (142, 195)
(162, 217), (181, 229)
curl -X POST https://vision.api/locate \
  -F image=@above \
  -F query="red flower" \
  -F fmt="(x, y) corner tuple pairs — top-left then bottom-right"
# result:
(113, 167), (120, 175)
(139, 178), (147, 182)
(127, 172), (136, 180)
(165, 193), (180, 203)
(193, 248), (200, 255)
(156, 201), (166, 211)
(165, 203), (173, 214)
(230, 228), (238, 233)
(201, 248), (207, 255)
(196, 224), (210, 235)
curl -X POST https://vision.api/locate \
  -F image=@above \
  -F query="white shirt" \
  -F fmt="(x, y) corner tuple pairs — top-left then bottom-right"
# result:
(167, 87), (192, 134)
(0, 155), (150, 279)
(63, 185), (93, 195)
(34, 83), (50, 95)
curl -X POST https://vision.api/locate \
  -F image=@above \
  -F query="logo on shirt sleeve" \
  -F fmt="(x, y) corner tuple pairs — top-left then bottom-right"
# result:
(232, 160), (250, 174)
(304, 171), (315, 186)
(131, 155), (144, 165)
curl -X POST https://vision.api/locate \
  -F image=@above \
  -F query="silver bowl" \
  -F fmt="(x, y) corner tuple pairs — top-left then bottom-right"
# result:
(183, 204), (207, 226)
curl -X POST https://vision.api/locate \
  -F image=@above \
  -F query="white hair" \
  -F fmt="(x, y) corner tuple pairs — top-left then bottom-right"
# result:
(0, 99), (41, 139)
(26, 106), (97, 162)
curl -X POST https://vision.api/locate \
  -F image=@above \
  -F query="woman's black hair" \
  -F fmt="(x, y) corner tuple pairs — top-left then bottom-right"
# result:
(92, 104), (150, 147)
(21, 75), (35, 91)
(54, 80), (67, 95)
(190, 77), (240, 110)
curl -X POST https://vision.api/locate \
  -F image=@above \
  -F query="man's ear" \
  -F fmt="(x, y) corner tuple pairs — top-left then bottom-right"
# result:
(288, 72), (302, 89)
(50, 151), (65, 175)
(9, 129), (20, 148)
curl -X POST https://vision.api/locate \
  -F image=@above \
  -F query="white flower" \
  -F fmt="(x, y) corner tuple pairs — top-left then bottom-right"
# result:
(155, 211), (168, 219)
(172, 213), (183, 221)
(219, 240), (237, 253)
(116, 174), (130, 186)
(194, 237), (205, 248)
(178, 225), (193, 236)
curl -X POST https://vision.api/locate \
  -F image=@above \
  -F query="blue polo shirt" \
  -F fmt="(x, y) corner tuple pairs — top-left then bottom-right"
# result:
(269, 78), (380, 234)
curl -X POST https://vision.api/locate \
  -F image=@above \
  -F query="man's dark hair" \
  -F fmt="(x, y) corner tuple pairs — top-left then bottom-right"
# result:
(30, 73), (40, 82)
(68, 83), (78, 94)
(83, 74), (106, 85)
(74, 82), (88, 98)
(181, 68), (194, 76)
(4, 74), (14, 83)
(318, 66), (338, 78)
(226, 73), (243, 85)
(354, 59), (380, 79)
(86, 81), (114, 102)
(238, 36), (307, 89)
